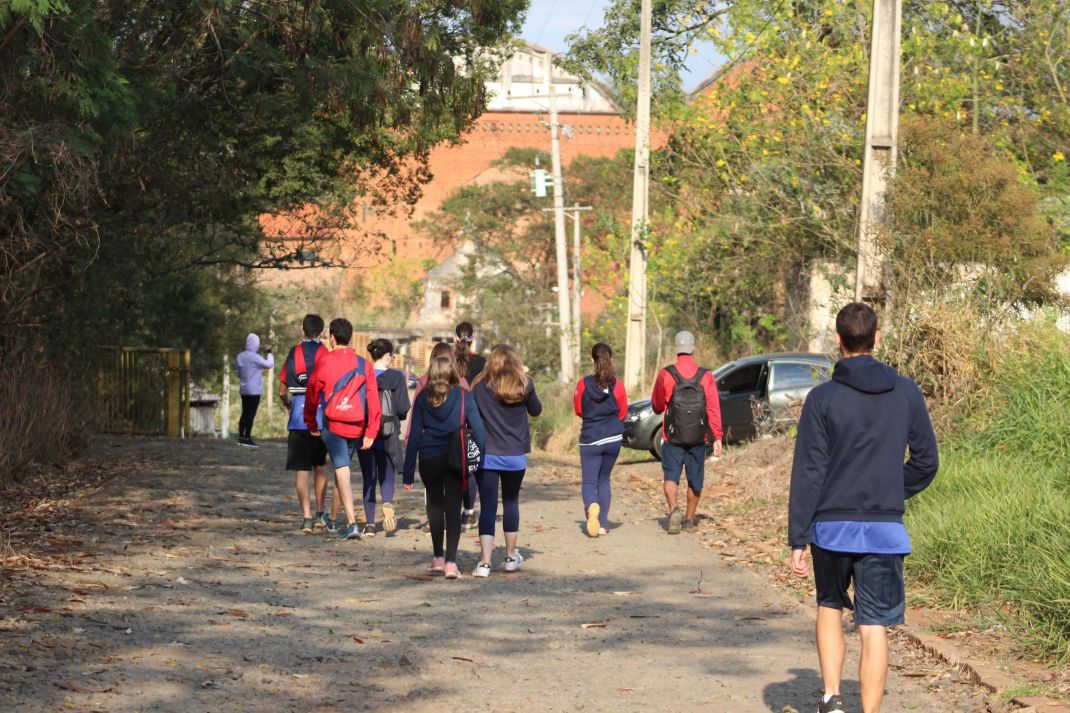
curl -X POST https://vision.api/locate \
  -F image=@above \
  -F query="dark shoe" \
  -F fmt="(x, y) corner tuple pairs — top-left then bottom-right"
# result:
(300, 518), (314, 534)
(681, 518), (696, 532)
(667, 508), (683, 535)
(360, 524), (376, 538)
(818, 694), (846, 713)
(462, 510), (478, 531)
(319, 512), (337, 533)
(339, 522), (362, 541)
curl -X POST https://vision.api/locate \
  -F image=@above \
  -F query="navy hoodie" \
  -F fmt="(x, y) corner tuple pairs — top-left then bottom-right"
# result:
(574, 376), (628, 445)
(788, 355), (939, 549)
(473, 380), (542, 455)
(402, 387), (485, 485)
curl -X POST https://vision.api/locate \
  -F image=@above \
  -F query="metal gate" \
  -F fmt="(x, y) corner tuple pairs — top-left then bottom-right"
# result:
(97, 347), (191, 437)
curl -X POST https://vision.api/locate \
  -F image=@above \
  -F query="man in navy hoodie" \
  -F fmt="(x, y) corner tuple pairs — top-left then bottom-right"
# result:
(788, 302), (938, 713)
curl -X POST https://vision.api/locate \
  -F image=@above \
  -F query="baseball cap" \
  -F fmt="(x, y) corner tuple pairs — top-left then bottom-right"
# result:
(674, 331), (696, 354)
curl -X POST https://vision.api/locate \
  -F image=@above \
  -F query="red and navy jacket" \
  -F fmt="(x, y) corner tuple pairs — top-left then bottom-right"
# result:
(279, 340), (327, 390)
(304, 346), (381, 439)
(651, 354), (723, 442)
(574, 375), (628, 446)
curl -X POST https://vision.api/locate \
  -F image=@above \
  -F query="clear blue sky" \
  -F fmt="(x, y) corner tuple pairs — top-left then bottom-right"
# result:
(519, 0), (725, 92)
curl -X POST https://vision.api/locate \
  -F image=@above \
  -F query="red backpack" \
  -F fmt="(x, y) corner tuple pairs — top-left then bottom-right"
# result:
(323, 356), (368, 426)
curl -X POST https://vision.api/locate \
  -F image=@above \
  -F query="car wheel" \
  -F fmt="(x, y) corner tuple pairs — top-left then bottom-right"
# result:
(650, 433), (664, 461)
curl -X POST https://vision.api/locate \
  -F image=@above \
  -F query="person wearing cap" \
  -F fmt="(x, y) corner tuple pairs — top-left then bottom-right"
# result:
(650, 331), (724, 534)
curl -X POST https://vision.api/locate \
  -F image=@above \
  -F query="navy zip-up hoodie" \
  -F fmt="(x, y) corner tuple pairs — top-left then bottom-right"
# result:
(402, 387), (485, 485)
(788, 355), (939, 549)
(473, 380), (542, 455)
(574, 376), (627, 445)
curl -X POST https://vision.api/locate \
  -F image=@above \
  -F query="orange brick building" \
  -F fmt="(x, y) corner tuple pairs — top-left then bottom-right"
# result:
(259, 42), (636, 335)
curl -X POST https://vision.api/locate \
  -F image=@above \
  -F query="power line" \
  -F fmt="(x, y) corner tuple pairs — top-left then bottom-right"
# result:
(582, 0), (601, 28)
(535, 0), (560, 46)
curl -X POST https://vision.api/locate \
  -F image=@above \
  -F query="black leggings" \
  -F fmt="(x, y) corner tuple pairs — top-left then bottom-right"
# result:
(238, 394), (260, 438)
(420, 454), (464, 562)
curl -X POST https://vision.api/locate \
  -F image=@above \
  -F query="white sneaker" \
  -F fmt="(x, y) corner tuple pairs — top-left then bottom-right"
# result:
(503, 552), (524, 572)
(473, 561), (491, 578)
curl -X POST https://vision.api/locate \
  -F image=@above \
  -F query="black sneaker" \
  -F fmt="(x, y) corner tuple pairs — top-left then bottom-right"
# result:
(818, 694), (846, 713)
(462, 510), (478, 531)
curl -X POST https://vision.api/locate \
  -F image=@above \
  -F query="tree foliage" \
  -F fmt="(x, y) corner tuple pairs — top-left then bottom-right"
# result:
(1, 0), (525, 366)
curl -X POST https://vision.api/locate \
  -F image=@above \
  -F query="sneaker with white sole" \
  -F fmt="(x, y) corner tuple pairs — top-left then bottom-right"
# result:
(360, 524), (376, 537)
(667, 507), (683, 534)
(472, 561), (491, 578)
(382, 502), (397, 534)
(503, 552), (524, 572)
(586, 503), (601, 538)
(320, 513), (337, 533)
(444, 562), (460, 579)
(339, 522), (361, 541)
(817, 694), (846, 713)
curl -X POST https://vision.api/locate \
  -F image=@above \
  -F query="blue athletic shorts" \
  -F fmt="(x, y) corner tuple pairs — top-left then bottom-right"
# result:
(660, 440), (707, 493)
(321, 428), (358, 468)
(811, 544), (905, 626)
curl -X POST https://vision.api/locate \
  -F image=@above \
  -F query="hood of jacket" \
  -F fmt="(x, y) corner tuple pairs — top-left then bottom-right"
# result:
(245, 333), (260, 352)
(419, 387), (464, 432)
(376, 368), (406, 392)
(584, 375), (615, 403)
(832, 354), (897, 394)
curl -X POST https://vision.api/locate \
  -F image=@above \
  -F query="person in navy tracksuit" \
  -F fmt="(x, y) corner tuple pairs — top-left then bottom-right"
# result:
(573, 343), (628, 538)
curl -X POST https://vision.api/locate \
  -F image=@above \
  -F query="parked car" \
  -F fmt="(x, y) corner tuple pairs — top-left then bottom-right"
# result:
(622, 352), (833, 459)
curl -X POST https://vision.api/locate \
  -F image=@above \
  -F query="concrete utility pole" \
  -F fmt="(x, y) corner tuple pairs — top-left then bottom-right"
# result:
(547, 203), (594, 372)
(855, 0), (903, 301)
(548, 77), (575, 383)
(624, 0), (653, 393)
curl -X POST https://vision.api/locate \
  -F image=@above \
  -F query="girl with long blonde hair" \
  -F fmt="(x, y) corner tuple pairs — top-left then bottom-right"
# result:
(402, 356), (485, 579)
(470, 344), (542, 577)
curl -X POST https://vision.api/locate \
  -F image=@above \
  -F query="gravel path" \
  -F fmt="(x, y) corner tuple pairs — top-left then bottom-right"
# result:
(1, 437), (979, 712)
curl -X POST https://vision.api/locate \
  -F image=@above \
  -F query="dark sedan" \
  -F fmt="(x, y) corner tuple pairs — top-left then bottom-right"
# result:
(622, 352), (832, 459)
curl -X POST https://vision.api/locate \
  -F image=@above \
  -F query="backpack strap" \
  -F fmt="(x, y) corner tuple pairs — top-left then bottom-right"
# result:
(667, 365), (704, 385)
(666, 365), (682, 384)
(293, 343), (307, 378)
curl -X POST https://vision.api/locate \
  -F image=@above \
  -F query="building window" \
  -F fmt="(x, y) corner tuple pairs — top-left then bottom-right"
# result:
(440, 291), (451, 309)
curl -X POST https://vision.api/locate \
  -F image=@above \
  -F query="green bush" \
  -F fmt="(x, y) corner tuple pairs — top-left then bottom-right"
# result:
(906, 322), (1070, 660)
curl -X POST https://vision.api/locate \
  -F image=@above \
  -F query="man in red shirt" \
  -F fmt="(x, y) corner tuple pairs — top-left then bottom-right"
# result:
(651, 331), (723, 534)
(304, 318), (381, 541)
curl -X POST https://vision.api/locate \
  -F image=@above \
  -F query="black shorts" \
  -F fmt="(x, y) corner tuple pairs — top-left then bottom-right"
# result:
(286, 430), (327, 471)
(811, 544), (905, 626)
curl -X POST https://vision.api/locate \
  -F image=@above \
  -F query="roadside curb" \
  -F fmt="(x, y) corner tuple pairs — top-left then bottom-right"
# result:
(713, 520), (1070, 713)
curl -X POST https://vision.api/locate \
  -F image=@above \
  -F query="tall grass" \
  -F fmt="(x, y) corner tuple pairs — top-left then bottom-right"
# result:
(906, 321), (1070, 660)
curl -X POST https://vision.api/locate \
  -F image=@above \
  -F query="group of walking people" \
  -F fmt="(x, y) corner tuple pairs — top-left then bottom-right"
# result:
(234, 314), (731, 576)
(235, 302), (935, 713)
(236, 315), (639, 579)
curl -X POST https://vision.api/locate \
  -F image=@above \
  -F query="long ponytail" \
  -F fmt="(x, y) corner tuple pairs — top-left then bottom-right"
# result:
(454, 321), (474, 379)
(592, 343), (615, 390)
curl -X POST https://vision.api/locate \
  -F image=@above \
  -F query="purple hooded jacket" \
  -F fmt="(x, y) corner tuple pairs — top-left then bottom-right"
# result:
(236, 333), (275, 396)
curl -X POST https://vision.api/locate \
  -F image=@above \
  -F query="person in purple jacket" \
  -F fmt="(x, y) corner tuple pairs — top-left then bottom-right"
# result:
(788, 302), (938, 713)
(470, 344), (542, 578)
(236, 332), (274, 447)
(573, 343), (628, 538)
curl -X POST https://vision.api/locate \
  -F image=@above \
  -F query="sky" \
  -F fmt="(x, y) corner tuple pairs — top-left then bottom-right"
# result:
(519, 0), (725, 92)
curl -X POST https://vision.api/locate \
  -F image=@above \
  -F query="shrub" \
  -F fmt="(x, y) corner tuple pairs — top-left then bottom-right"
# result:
(0, 347), (92, 487)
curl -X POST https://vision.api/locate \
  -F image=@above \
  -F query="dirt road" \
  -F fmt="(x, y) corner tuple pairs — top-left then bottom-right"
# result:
(1, 437), (988, 712)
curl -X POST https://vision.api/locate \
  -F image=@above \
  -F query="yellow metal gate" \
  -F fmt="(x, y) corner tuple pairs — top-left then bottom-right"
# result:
(97, 347), (191, 437)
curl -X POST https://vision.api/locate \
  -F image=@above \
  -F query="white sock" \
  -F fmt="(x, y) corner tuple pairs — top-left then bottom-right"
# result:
(822, 693), (835, 703)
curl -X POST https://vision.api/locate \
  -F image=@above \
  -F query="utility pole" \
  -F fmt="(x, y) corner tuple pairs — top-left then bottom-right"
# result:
(546, 204), (594, 372)
(854, 0), (903, 301)
(548, 73), (574, 383)
(624, 0), (653, 393)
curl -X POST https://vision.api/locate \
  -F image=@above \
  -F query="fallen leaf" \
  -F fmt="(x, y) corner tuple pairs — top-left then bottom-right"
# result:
(351, 636), (364, 644)
(451, 656), (474, 663)
(221, 609), (250, 618)
(581, 622), (608, 629)
(403, 574), (434, 582)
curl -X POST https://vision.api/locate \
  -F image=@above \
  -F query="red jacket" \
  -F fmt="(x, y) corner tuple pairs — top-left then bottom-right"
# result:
(304, 347), (381, 439)
(651, 354), (723, 442)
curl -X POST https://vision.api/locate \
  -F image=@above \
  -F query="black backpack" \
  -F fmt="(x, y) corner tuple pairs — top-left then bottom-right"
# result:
(664, 365), (711, 446)
(379, 385), (397, 438)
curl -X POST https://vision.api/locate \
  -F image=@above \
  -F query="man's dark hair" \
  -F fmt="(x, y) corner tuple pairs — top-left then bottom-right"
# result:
(329, 318), (353, 346)
(836, 302), (878, 354)
(302, 313), (324, 339)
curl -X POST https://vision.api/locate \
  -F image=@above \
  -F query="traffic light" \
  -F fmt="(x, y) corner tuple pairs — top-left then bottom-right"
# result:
(530, 168), (550, 198)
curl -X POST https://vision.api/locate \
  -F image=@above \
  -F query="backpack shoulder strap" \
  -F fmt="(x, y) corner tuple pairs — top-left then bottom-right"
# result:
(666, 365), (683, 383)
(293, 343), (307, 377)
